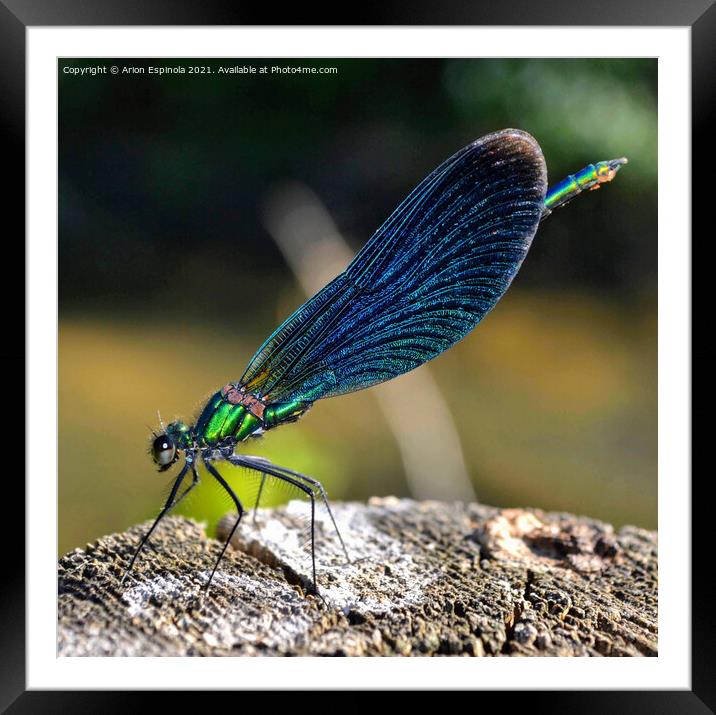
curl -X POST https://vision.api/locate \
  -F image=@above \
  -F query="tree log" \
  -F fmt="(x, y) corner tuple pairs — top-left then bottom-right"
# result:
(58, 498), (657, 656)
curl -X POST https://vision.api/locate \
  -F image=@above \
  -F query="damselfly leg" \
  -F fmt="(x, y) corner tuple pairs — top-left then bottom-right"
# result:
(225, 454), (351, 595)
(252, 470), (267, 524)
(202, 458), (246, 591)
(233, 454), (351, 565)
(120, 457), (199, 585)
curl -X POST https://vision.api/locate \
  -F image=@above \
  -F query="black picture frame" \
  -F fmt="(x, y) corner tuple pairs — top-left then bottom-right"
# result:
(3, 1), (709, 711)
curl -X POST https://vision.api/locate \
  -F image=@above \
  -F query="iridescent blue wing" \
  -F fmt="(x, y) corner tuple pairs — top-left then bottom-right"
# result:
(240, 129), (547, 403)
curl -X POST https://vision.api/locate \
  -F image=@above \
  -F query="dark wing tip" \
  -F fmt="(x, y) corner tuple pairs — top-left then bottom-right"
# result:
(475, 128), (547, 193)
(485, 127), (541, 151)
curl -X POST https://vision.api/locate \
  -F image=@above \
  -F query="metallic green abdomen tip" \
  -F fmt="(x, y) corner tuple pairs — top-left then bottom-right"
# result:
(543, 157), (628, 217)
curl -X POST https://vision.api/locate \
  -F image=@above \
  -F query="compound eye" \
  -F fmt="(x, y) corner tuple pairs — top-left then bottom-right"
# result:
(152, 435), (176, 466)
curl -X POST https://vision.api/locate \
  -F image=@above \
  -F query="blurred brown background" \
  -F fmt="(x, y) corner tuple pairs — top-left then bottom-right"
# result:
(59, 58), (657, 555)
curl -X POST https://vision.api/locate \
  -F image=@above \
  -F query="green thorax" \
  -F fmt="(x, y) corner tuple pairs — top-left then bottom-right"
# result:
(194, 383), (311, 445)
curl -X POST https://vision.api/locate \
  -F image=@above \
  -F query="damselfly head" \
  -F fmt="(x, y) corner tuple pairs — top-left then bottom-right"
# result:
(148, 419), (191, 470)
(150, 433), (177, 471)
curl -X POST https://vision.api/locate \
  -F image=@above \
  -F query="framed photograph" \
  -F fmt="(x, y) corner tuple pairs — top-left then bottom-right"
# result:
(4, 1), (708, 710)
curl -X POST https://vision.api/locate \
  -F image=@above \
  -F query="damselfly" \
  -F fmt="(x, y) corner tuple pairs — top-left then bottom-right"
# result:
(121, 129), (627, 595)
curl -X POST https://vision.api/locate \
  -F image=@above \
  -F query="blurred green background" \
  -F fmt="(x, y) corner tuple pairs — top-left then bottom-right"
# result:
(59, 58), (657, 556)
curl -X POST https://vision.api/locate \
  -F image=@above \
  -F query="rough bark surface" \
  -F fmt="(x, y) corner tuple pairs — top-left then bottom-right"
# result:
(58, 498), (657, 656)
